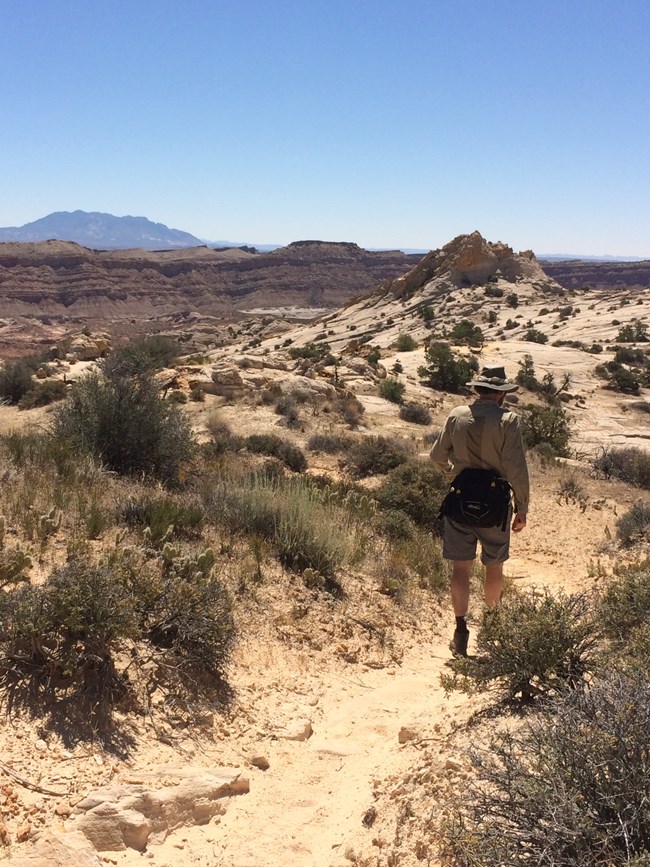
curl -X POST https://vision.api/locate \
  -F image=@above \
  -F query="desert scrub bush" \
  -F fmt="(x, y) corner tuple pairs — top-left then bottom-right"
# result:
(594, 446), (650, 489)
(307, 432), (354, 454)
(520, 403), (571, 456)
(18, 379), (67, 409)
(245, 433), (307, 472)
(374, 509), (416, 541)
(203, 413), (243, 455)
(394, 333), (418, 351)
(334, 395), (365, 428)
(0, 361), (35, 405)
(0, 560), (139, 703)
(375, 460), (447, 530)
(596, 360), (642, 394)
(616, 320), (649, 342)
(505, 292), (519, 308)
(274, 394), (300, 425)
(287, 341), (332, 362)
(377, 378), (405, 404)
(51, 368), (194, 486)
(596, 564), (650, 671)
(441, 673), (650, 866)
(128, 545), (234, 679)
(345, 435), (412, 478)
(104, 334), (179, 374)
(118, 491), (205, 545)
(524, 327), (548, 344)
(616, 503), (650, 546)
(0, 543), (34, 587)
(418, 342), (475, 393)
(443, 588), (596, 701)
(204, 475), (361, 580)
(398, 401), (432, 425)
(449, 319), (484, 346)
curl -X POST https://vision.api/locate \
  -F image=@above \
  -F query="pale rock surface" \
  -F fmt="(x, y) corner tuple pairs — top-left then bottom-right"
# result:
(71, 767), (249, 851)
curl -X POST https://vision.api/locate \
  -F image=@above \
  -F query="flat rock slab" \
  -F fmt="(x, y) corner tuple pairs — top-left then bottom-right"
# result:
(70, 766), (249, 852)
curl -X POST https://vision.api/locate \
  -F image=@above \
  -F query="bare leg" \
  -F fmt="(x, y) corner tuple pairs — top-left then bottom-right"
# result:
(484, 563), (504, 608)
(451, 560), (473, 616)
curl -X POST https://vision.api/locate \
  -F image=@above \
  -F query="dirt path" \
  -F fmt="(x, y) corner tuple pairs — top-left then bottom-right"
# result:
(209, 638), (465, 867)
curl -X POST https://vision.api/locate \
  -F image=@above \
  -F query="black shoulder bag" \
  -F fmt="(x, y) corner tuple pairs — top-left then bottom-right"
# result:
(439, 467), (512, 531)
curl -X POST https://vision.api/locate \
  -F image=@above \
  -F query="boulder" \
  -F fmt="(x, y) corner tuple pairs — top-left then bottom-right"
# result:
(72, 767), (248, 851)
(14, 830), (103, 866)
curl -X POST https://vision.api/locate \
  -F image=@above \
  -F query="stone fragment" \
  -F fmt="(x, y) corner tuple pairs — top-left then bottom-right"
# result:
(280, 719), (313, 741)
(250, 756), (270, 771)
(398, 726), (418, 744)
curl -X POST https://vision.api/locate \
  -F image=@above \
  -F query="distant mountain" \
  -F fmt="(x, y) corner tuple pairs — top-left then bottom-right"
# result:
(0, 211), (204, 249)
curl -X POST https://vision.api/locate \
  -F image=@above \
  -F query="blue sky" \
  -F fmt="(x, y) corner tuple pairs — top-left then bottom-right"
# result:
(1, 0), (649, 255)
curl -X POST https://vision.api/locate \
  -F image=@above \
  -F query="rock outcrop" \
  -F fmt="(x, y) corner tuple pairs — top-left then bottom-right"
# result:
(70, 767), (248, 852)
(388, 232), (547, 295)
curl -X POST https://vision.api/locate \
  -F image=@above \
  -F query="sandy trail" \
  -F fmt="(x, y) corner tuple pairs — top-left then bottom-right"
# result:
(210, 638), (464, 867)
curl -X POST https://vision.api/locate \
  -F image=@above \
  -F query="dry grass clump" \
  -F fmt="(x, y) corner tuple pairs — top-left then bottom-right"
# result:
(594, 446), (650, 489)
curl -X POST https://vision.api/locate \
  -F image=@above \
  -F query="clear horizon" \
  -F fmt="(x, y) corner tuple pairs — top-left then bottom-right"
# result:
(2, 1), (649, 258)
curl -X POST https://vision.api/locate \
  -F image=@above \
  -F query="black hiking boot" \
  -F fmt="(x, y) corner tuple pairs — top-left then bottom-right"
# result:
(450, 628), (469, 658)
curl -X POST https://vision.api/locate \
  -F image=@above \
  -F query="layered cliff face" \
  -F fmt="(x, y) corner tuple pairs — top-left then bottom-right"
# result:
(0, 240), (421, 319)
(387, 231), (547, 296)
(540, 258), (650, 289)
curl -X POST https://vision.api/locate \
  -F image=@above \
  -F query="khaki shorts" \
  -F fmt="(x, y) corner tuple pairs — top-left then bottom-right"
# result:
(442, 515), (511, 565)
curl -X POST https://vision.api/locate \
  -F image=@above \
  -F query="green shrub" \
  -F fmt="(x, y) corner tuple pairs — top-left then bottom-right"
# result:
(375, 460), (446, 530)
(597, 565), (650, 655)
(274, 395), (300, 424)
(51, 369), (194, 486)
(345, 435), (412, 478)
(617, 503), (650, 546)
(394, 333), (418, 352)
(398, 402), (432, 425)
(104, 334), (179, 376)
(374, 509), (415, 541)
(521, 403), (571, 456)
(443, 588), (596, 701)
(505, 292), (519, 308)
(442, 674), (650, 865)
(449, 320), (484, 346)
(617, 321), (649, 342)
(484, 285), (503, 298)
(418, 343), (474, 393)
(288, 342), (332, 361)
(0, 560), (138, 702)
(594, 446), (650, 489)
(18, 379), (67, 410)
(245, 434), (307, 472)
(307, 433), (354, 453)
(378, 378), (406, 404)
(524, 327), (548, 344)
(131, 548), (234, 677)
(0, 361), (35, 405)
(515, 353), (539, 390)
(596, 362), (641, 394)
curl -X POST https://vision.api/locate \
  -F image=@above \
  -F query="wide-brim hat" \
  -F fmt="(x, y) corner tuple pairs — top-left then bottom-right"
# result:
(466, 365), (519, 392)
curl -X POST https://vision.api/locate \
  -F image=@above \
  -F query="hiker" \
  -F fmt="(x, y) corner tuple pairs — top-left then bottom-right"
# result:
(429, 365), (529, 657)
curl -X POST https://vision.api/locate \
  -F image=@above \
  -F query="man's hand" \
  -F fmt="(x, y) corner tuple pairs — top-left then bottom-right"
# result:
(512, 512), (527, 532)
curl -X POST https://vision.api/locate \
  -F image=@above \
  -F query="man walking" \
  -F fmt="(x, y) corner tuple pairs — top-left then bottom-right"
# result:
(430, 364), (529, 657)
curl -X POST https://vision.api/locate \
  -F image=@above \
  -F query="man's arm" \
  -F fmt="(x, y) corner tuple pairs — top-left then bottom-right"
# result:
(429, 420), (454, 475)
(503, 415), (530, 516)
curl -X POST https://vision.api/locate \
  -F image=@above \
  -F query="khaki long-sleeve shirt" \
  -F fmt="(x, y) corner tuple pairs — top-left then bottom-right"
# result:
(429, 398), (530, 514)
